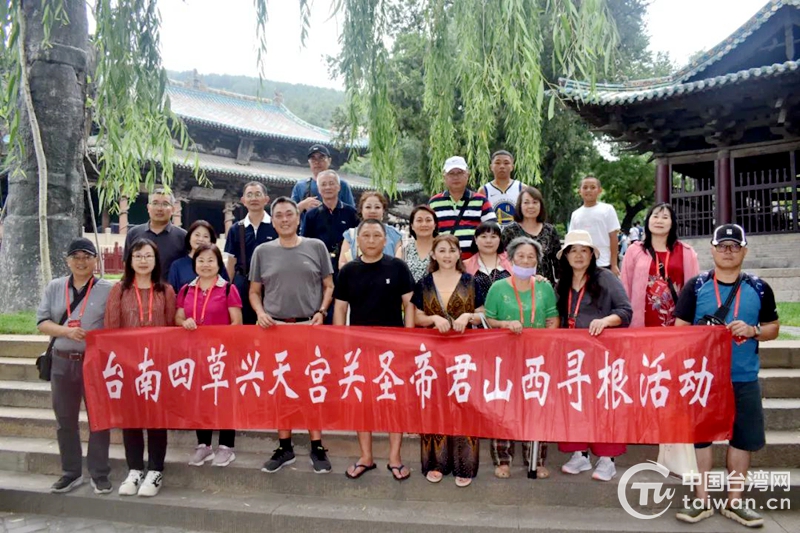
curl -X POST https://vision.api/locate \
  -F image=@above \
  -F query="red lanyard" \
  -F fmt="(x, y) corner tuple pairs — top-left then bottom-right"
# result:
(65, 277), (95, 320)
(713, 275), (742, 320)
(567, 277), (587, 329)
(134, 285), (154, 325)
(192, 277), (217, 325)
(656, 251), (670, 280)
(510, 276), (536, 325)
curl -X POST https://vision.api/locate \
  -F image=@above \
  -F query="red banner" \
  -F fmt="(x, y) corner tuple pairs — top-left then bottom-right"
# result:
(84, 326), (734, 443)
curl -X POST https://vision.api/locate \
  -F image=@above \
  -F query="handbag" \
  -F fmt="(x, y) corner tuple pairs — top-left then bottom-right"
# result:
(657, 443), (699, 478)
(36, 286), (89, 381)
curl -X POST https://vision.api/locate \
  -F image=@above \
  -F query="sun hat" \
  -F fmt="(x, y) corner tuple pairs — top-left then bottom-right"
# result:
(556, 229), (600, 260)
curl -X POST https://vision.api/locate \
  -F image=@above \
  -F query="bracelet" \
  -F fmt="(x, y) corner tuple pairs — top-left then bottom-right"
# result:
(314, 310), (325, 317)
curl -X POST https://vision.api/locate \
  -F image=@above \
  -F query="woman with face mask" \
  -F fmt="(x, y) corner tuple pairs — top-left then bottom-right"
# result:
(484, 237), (560, 479)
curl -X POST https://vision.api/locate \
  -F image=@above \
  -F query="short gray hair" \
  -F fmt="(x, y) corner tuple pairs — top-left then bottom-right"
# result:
(507, 236), (542, 263)
(317, 169), (340, 184)
(149, 188), (175, 205)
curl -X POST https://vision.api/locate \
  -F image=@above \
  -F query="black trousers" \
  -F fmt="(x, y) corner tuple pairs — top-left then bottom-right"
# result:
(196, 429), (236, 448)
(123, 429), (168, 472)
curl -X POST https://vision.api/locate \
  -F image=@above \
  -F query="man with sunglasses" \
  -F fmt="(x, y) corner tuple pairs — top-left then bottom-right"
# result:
(123, 188), (187, 277)
(673, 224), (780, 528)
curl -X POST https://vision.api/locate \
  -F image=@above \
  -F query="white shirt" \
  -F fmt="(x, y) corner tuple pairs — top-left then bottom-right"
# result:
(482, 180), (522, 227)
(569, 202), (621, 267)
(628, 226), (640, 241)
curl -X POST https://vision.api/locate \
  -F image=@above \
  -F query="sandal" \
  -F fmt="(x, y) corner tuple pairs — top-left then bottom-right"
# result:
(425, 470), (443, 483)
(494, 465), (510, 479)
(387, 464), (410, 481)
(345, 462), (376, 479)
(455, 476), (473, 487)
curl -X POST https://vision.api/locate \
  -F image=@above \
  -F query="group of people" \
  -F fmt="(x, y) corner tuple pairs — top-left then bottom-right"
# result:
(36, 145), (780, 529)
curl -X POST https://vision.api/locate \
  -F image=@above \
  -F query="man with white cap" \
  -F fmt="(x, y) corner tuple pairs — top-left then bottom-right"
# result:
(674, 224), (779, 528)
(428, 156), (497, 259)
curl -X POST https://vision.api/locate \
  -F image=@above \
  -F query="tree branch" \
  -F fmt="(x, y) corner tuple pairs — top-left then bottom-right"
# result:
(18, 5), (52, 286)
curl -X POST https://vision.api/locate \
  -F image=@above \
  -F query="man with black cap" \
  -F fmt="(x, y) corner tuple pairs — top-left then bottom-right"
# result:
(673, 224), (780, 528)
(36, 237), (115, 495)
(291, 144), (355, 231)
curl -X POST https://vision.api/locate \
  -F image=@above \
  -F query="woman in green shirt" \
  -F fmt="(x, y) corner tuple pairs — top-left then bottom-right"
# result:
(484, 236), (560, 479)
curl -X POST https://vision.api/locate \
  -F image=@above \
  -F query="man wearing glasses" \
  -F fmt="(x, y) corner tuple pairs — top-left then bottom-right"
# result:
(225, 181), (278, 324)
(292, 144), (355, 232)
(673, 224), (780, 528)
(123, 188), (187, 277)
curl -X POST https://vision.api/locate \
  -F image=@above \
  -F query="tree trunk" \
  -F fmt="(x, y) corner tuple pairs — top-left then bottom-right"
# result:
(0, 1), (89, 312)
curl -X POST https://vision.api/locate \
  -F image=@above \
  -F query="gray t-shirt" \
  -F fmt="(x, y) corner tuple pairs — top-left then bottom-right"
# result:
(249, 238), (333, 318)
(36, 276), (114, 352)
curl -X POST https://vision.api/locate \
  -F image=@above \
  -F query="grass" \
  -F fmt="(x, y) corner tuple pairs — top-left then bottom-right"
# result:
(0, 311), (38, 335)
(776, 302), (800, 328)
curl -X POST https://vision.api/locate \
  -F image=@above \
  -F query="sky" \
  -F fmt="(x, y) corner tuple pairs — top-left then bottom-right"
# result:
(159, 0), (771, 90)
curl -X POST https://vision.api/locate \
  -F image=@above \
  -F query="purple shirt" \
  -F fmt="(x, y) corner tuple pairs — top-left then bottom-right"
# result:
(177, 277), (242, 326)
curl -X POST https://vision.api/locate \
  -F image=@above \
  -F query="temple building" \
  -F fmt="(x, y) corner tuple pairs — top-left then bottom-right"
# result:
(86, 80), (422, 236)
(557, 0), (799, 294)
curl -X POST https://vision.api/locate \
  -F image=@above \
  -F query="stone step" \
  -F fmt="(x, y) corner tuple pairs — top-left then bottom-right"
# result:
(763, 399), (800, 431)
(0, 406), (798, 468)
(0, 336), (48, 358)
(0, 436), (797, 513)
(761, 342), (800, 369)
(760, 369), (800, 398)
(1, 472), (796, 533)
(0, 357), (40, 381)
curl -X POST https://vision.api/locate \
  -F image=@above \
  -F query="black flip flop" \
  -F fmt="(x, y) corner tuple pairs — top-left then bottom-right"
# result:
(387, 464), (410, 481)
(345, 463), (377, 479)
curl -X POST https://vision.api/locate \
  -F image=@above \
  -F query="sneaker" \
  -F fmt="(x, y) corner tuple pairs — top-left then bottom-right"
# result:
(188, 444), (215, 466)
(118, 469), (144, 496)
(137, 470), (163, 497)
(310, 445), (332, 474)
(261, 447), (296, 473)
(90, 476), (113, 495)
(676, 500), (714, 524)
(591, 456), (616, 481)
(721, 506), (764, 528)
(561, 452), (592, 475)
(212, 445), (236, 467)
(50, 475), (83, 493)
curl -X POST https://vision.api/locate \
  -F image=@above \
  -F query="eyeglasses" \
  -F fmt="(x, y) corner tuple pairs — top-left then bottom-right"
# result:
(244, 193), (265, 199)
(132, 254), (155, 261)
(69, 254), (94, 262)
(715, 243), (742, 253)
(149, 201), (172, 208)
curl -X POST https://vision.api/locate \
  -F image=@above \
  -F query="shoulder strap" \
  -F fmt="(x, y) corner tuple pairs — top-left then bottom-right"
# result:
(712, 272), (743, 322)
(449, 193), (471, 235)
(225, 282), (231, 298)
(238, 221), (248, 276)
(180, 284), (191, 300)
(303, 177), (314, 199)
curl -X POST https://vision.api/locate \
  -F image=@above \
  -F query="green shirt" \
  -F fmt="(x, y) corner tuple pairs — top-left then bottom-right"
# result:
(484, 278), (558, 328)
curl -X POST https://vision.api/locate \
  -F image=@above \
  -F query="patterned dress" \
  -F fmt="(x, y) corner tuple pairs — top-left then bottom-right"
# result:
(501, 222), (561, 284)
(401, 241), (431, 283)
(412, 273), (485, 478)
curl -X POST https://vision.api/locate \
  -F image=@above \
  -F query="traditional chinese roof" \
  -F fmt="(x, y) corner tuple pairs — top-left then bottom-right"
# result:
(557, 0), (800, 105)
(172, 149), (422, 194)
(167, 82), (357, 147)
(554, 0), (800, 154)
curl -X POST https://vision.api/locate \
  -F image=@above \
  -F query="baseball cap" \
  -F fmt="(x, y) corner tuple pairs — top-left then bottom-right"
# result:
(67, 237), (97, 257)
(307, 144), (331, 158)
(443, 156), (468, 174)
(711, 224), (747, 247)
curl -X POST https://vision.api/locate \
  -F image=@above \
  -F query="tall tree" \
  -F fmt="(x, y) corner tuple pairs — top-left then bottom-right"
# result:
(591, 153), (656, 231)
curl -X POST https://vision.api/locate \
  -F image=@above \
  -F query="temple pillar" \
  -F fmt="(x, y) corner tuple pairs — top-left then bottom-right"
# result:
(172, 198), (183, 227)
(655, 159), (671, 205)
(716, 150), (732, 225)
(224, 201), (236, 233)
(119, 196), (129, 235)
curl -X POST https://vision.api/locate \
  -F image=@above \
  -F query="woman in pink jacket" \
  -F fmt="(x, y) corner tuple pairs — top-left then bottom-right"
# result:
(620, 203), (700, 327)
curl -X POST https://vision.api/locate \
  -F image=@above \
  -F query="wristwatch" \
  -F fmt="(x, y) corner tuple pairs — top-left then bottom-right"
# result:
(753, 324), (761, 338)
(315, 308), (326, 317)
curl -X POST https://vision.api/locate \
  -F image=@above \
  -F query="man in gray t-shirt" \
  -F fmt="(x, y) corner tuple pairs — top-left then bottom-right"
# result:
(248, 197), (335, 475)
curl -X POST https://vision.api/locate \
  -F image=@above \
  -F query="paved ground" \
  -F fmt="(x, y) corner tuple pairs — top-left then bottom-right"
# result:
(0, 513), (203, 533)
(782, 325), (800, 336)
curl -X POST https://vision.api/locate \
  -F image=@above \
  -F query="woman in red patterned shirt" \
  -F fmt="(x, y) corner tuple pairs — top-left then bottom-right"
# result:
(104, 238), (176, 498)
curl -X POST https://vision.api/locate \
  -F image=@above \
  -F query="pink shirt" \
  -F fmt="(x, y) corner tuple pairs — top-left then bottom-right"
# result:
(176, 277), (242, 326)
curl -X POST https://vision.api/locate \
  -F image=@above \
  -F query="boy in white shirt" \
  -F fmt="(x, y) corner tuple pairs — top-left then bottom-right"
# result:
(569, 176), (621, 275)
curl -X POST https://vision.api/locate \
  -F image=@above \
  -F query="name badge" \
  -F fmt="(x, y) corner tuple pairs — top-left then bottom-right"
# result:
(67, 320), (81, 328)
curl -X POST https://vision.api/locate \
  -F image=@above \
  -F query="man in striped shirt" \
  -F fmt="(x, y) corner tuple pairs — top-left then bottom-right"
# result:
(428, 156), (497, 259)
